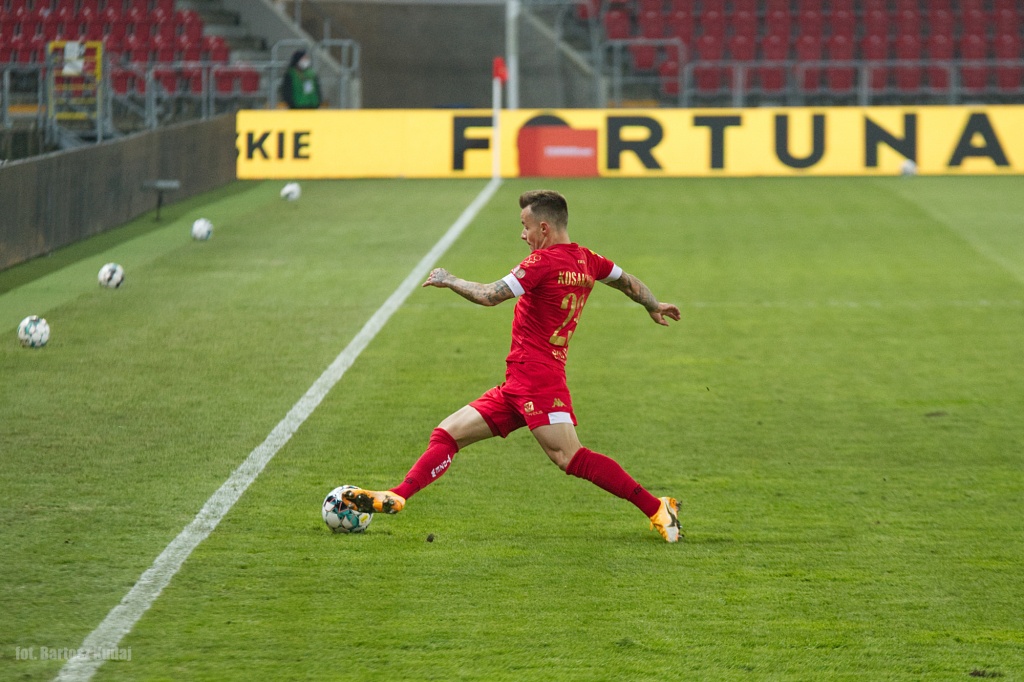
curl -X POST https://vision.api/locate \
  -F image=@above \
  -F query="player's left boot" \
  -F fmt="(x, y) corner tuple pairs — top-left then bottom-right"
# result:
(342, 487), (406, 515)
(649, 497), (682, 543)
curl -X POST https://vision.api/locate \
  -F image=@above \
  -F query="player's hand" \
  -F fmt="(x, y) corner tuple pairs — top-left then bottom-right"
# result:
(649, 303), (681, 326)
(423, 268), (453, 288)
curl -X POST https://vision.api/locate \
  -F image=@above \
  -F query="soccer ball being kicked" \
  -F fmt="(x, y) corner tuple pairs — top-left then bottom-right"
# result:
(191, 218), (213, 241)
(18, 315), (50, 348)
(98, 262), (125, 288)
(280, 182), (301, 201)
(322, 486), (373, 533)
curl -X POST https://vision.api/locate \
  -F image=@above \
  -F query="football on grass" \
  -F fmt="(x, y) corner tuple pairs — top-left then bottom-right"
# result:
(191, 218), (213, 241)
(280, 182), (301, 201)
(18, 315), (50, 348)
(98, 262), (125, 288)
(322, 486), (373, 533)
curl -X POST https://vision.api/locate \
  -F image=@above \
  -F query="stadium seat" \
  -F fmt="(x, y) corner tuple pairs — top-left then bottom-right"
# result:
(862, 0), (887, 13)
(994, 0), (1018, 13)
(178, 36), (202, 62)
(40, 13), (61, 41)
(665, 9), (694, 45)
(151, 34), (177, 62)
(797, 0), (823, 14)
(825, 33), (855, 92)
(894, 0), (919, 12)
(829, 0), (855, 13)
(154, 0), (176, 15)
(699, 10), (725, 39)
(575, 0), (599, 22)
(658, 58), (680, 97)
(110, 67), (134, 95)
(863, 10), (890, 40)
(829, 9), (855, 38)
(203, 35), (229, 63)
(79, 0), (101, 18)
(238, 67), (261, 94)
(795, 33), (822, 91)
(894, 9), (920, 37)
(760, 33), (788, 92)
(927, 9), (954, 39)
(80, 19), (104, 41)
(733, 0), (758, 15)
(926, 33), (953, 89)
(154, 66), (180, 95)
(861, 33), (889, 91)
(797, 10), (822, 37)
(994, 9), (1020, 38)
(603, 8), (631, 40)
(694, 33), (723, 92)
(893, 33), (922, 92)
(630, 43), (658, 71)
(701, 0), (726, 15)
(638, 9), (662, 38)
(637, 0), (662, 14)
(727, 33), (756, 87)
(959, 0), (985, 13)
(994, 33), (1022, 91)
(959, 33), (989, 92)
(961, 9), (989, 39)
(731, 10), (757, 40)
(765, 0), (790, 15)
(765, 10), (790, 39)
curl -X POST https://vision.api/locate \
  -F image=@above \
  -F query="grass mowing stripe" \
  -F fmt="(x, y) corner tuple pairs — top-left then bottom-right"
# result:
(54, 177), (503, 682)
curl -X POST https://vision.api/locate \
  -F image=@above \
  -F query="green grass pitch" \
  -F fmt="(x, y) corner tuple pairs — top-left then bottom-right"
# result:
(1, 176), (1022, 681)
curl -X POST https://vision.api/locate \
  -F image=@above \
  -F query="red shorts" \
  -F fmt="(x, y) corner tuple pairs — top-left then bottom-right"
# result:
(469, 361), (576, 438)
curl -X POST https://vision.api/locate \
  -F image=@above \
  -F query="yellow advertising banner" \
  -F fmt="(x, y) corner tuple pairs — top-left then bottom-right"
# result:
(236, 106), (1024, 179)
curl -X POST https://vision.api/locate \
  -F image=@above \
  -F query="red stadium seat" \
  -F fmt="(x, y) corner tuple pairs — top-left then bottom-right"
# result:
(730, 10), (757, 40)
(238, 67), (260, 93)
(699, 0), (724, 15)
(894, 0), (918, 12)
(110, 68), (134, 95)
(826, 33), (855, 92)
(659, 58), (680, 97)
(861, 33), (889, 91)
(733, 0), (758, 15)
(994, 33), (1022, 91)
(765, 0), (790, 14)
(795, 33), (822, 91)
(994, 0), (1018, 13)
(797, 0), (823, 13)
(694, 33), (723, 92)
(894, 34), (922, 92)
(926, 33), (953, 89)
(927, 9), (954, 38)
(829, 0), (855, 13)
(154, 66), (179, 94)
(603, 8), (631, 40)
(862, 0), (887, 12)
(894, 9), (920, 37)
(638, 0), (662, 13)
(727, 33), (756, 87)
(797, 10), (822, 37)
(638, 9), (663, 38)
(760, 33), (788, 92)
(699, 10), (725, 39)
(666, 8), (694, 44)
(203, 35), (229, 63)
(863, 10), (890, 39)
(959, 0), (984, 13)
(993, 9), (1020, 38)
(961, 9), (989, 38)
(959, 33), (989, 92)
(829, 9), (855, 38)
(575, 0), (599, 21)
(630, 44), (658, 71)
(765, 10), (790, 39)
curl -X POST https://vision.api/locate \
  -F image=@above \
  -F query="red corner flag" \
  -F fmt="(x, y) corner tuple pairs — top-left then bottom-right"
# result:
(492, 56), (508, 83)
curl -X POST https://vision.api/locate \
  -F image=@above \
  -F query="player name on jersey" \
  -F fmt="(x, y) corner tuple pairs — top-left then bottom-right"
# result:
(557, 271), (595, 288)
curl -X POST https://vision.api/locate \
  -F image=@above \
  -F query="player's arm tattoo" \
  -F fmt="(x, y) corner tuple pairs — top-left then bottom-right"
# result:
(448, 278), (515, 307)
(606, 272), (660, 312)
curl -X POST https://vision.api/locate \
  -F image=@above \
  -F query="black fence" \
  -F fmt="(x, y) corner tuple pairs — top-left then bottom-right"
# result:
(0, 113), (236, 271)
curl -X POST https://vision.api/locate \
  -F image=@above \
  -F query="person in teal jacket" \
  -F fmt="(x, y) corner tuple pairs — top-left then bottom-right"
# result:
(281, 50), (322, 109)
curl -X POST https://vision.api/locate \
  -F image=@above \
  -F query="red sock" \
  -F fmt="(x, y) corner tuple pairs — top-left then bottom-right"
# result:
(565, 447), (662, 517)
(390, 428), (460, 500)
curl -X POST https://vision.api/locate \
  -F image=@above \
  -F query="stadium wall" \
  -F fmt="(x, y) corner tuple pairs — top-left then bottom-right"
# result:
(0, 115), (237, 271)
(236, 105), (1024, 179)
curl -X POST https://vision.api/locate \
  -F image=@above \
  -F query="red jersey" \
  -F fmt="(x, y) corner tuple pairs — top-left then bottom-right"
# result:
(500, 242), (622, 368)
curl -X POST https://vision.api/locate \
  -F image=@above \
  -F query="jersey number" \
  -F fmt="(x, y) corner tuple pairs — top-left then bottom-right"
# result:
(549, 293), (588, 347)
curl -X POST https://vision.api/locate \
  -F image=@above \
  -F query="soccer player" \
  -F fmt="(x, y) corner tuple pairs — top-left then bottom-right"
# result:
(344, 190), (683, 542)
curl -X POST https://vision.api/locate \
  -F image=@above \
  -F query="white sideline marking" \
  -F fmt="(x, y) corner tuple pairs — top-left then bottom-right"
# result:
(55, 178), (503, 682)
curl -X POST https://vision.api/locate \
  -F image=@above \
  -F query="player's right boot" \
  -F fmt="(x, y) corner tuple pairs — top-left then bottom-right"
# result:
(649, 497), (682, 543)
(342, 488), (406, 515)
